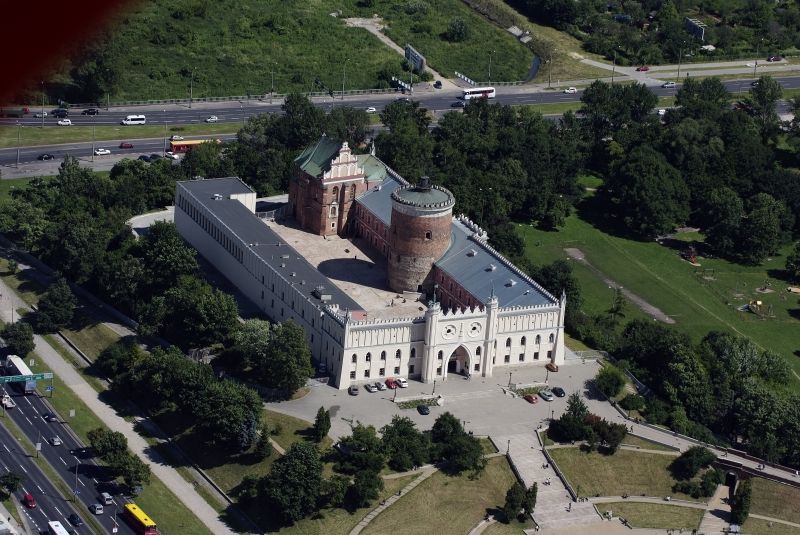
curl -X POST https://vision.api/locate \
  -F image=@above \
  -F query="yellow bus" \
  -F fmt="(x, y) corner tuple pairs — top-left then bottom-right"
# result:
(123, 503), (157, 535)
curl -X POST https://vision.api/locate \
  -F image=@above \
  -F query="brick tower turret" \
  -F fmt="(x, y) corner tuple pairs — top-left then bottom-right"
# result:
(387, 177), (455, 293)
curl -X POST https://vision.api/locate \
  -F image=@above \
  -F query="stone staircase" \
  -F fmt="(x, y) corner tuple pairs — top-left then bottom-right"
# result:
(491, 433), (600, 530)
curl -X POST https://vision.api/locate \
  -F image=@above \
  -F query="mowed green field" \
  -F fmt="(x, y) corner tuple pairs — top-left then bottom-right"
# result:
(56, 0), (531, 102)
(518, 197), (800, 389)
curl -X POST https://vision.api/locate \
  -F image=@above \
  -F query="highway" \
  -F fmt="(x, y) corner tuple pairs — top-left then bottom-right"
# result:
(1, 75), (799, 169)
(2, 386), (136, 535)
(0, 418), (89, 534)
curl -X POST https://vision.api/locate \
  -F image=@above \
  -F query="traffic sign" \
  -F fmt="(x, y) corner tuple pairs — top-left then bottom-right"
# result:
(0, 373), (54, 384)
(35, 442), (41, 451)
(45, 386), (54, 392)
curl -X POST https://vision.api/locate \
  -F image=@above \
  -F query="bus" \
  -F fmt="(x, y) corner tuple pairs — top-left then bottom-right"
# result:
(47, 521), (70, 535)
(4, 355), (36, 394)
(121, 114), (147, 125)
(462, 87), (496, 100)
(169, 139), (221, 153)
(123, 503), (157, 535)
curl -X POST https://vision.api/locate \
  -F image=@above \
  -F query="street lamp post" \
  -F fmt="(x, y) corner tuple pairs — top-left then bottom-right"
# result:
(91, 115), (96, 162)
(611, 48), (618, 84)
(15, 122), (21, 168)
(40, 82), (45, 129)
(754, 38), (763, 78)
(488, 50), (496, 84)
(189, 67), (197, 108)
(676, 44), (684, 82)
(270, 62), (276, 104)
(342, 58), (351, 100)
(508, 371), (513, 389)
(74, 458), (79, 501)
(163, 109), (168, 154)
(432, 379), (436, 395)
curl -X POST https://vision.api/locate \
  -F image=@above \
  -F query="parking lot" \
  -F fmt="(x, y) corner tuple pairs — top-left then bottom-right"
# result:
(269, 358), (600, 440)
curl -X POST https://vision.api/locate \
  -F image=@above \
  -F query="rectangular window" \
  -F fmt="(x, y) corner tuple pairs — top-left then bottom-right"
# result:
(350, 371), (356, 379)
(547, 350), (553, 359)
(504, 355), (510, 363)
(436, 367), (442, 375)
(379, 368), (385, 376)
(519, 353), (524, 362)
(534, 351), (540, 360)
(474, 363), (480, 372)
(352, 354), (357, 363)
(409, 364), (415, 374)
(394, 366), (400, 374)
(364, 370), (370, 378)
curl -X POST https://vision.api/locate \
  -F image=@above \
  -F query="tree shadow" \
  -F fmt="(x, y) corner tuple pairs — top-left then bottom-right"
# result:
(766, 268), (792, 282)
(788, 308), (800, 321)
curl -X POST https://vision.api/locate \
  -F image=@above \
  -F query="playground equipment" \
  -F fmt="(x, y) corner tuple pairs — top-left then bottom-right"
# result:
(680, 246), (699, 265)
(745, 300), (775, 318)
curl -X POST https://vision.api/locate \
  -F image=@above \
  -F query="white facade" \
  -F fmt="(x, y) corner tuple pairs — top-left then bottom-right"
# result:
(175, 178), (566, 390)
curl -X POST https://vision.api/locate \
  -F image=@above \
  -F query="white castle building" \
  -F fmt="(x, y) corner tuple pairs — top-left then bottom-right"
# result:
(174, 137), (566, 389)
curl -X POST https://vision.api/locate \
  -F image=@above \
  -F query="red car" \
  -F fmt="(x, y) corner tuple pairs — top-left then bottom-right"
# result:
(385, 378), (398, 389)
(119, 142), (134, 149)
(22, 493), (36, 508)
(636, 65), (650, 71)
(523, 394), (539, 404)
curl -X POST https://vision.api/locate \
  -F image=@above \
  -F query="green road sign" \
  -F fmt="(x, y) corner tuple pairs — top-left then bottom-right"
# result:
(0, 373), (54, 384)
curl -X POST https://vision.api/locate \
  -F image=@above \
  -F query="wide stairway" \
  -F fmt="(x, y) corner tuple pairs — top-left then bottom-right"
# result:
(492, 433), (600, 530)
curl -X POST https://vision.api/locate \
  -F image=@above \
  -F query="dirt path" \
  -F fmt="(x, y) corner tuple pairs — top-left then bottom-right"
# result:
(564, 248), (676, 324)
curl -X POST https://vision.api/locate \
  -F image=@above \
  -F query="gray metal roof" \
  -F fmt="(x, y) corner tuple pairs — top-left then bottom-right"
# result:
(355, 176), (401, 225)
(179, 179), (363, 313)
(436, 220), (557, 308)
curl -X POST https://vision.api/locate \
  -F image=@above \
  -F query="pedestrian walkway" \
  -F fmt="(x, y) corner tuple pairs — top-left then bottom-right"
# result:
(0, 499), (23, 535)
(0, 277), (236, 535)
(492, 433), (600, 530)
(349, 467), (437, 535)
(466, 514), (497, 535)
(697, 485), (730, 535)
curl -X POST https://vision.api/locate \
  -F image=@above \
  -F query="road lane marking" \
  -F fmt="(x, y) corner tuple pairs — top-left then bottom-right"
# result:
(36, 485), (43, 493)
(19, 465), (27, 473)
(59, 456), (67, 466)
(54, 506), (62, 516)
(79, 478), (86, 486)
(24, 416), (33, 426)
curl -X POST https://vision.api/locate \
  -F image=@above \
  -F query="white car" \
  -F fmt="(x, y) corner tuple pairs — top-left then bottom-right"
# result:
(164, 151), (180, 160)
(658, 109), (667, 116)
(365, 107), (377, 113)
(94, 148), (110, 156)
(89, 503), (104, 515)
(34, 111), (47, 118)
(57, 119), (72, 126)
(50, 436), (62, 446)
(396, 378), (408, 388)
(563, 87), (578, 94)
(170, 135), (184, 141)
(205, 116), (218, 123)
(661, 81), (677, 88)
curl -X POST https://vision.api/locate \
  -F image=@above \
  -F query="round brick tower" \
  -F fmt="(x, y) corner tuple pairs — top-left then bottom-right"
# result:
(388, 177), (455, 293)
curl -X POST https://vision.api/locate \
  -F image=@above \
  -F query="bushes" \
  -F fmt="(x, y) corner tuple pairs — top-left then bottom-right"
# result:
(619, 394), (645, 411)
(670, 447), (717, 480)
(730, 479), (752, 524)
(595, 365), (626, 398)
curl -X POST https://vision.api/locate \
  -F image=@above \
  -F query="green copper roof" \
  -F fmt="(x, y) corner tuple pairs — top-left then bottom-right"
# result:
(391, 178), (455, 209)
(356, 154), (387, 183)
(294, 135), (342, 178)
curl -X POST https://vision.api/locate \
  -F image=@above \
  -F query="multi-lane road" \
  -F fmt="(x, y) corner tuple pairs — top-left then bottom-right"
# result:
(1, 75), (799, 169)
(2, 386), (136, 535)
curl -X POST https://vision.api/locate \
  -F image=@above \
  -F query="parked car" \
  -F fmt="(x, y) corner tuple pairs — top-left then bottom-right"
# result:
(539, 389), (555, 402)
(348, 385), (359, 396)
(119, 142), (133, 149)
(385, 378), (398, 389)
(523, 394), (539, 404)
(767, 55), (783, 62)
(365, 107), (377, 113)
(89, 503), (104, 515)
(93, 148), (110, 155)
(417, 404), (430, 415)
(375, 382), (387, 391)
(170, 135), (184, 141)
(563, 87), (577, 94)
(67, 513), (84, 526)
(451, 101), (466, 108)
(81, 108), (100, 115)
(164, 151), (179, 160)
(37, 153), (55, 160)
(138, 155), (151, 162)
(33, 111), (47, 118)
(57, 119), (72, 126)
(205, 115), (219, 123)
(661, 81), (676, 88)
(636, 65), (650, 71)
(434, 80), (443, 89)
(365, 383), (378, 393)
(396, 378), (409, 388)
(50, 436), (63, 446)
(149, 153), (163, 161)
(22, 493), (36, 508)
(552, 387), (566, 397)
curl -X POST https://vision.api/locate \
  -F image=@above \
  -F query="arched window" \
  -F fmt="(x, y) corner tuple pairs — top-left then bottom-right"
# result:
(506, 338), (512, 347)
(380, 351), (386, 360)
(411, 348), (416, 358)
(549, 333), (555, 343)
(396, 349), (402, 359)
(521, 336), (526, 346)
(425, 231), (432, 240)
(476, 347), (481, 356)
(535, 335), (541, 344)
(332, 186), (339, 199)
(366, 352), (372, 362)
(438, 350), (443, 360)
(330, 205), (337, 217)
(351, 354), (357, 363)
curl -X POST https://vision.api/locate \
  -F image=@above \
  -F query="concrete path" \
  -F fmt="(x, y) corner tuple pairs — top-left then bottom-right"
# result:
(697, 484), (730, 535)
(349, 467), (436, 535)
(467, 515), (497, 535)
(491, 433), (599, 530)
(749, 513), (800, 528)
(0, 277), (237, 535)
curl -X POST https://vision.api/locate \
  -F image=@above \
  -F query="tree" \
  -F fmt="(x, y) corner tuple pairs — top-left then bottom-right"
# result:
(1, 321), (34, 356)
(231, 319), (271, 371)
(380, 415), (430, 471)
(747, 75), (783, 142)
(116, 454), (151, 489)
(337, 423), (385, 474)
(313, 407), (331, 443)
(565, 392), (589, 420)
(704, 187), (744, 258)
(786, 242), (800, 281)
(503, 481), (526, 521)
(431, 412), (464, 445)
(36, 276), (76, 332)
(193, 379), (262, 452)
(595, 366), (625, 398)
(254, 428), (273, 460)
(347, 469), (383, 508)
(738, 193), (786, 264)
(322, 474), (350, 508)
(261, 320), (314, 396)
(88, 428), (128, 459)
(670, 446), (716, 479)
(533, 260), (583, 326)
(442, 432), (486, 476)
(595, 420), (627, 453)
(445, 18), (469, 42)
(730, 479), (752, 524)
(7, 259), (18, 274)
(180, 139), (234, 179)
(523, 483), (538, 517)
(163, 276), (239, 347)
(0, 472), (23, 499)
(137, 221), (198, 296)
(262, 441), (323, 523)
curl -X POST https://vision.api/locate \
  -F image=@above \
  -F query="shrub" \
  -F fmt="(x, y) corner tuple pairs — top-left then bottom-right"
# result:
(619, 394), (645, 411)
(595, 365), (626, 398)
(730, 479), (752, 524)
(671, 446), (717, 479)
(643, 398), (670, 424)
(445, 18), (469, 42)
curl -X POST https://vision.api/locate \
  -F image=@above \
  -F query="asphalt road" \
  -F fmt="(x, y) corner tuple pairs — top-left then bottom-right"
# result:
(2, 386), (136, 535)
(1, 75), (798, 169)
(0, 419), (88, 534)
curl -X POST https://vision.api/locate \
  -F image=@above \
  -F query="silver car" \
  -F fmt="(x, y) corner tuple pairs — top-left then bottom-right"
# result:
(539, 390), (555, 402)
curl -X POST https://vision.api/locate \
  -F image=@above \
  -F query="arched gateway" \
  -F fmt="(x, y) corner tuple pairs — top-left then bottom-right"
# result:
(447, 345), (471, 376)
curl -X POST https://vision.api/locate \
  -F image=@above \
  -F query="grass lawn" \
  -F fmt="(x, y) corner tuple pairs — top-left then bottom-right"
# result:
(603, 502), (704, 530)
(483, 518), (537, 534)
(0, 176), (56, 202)
(517, 200), (800, 389)
(548, 447), (697, 500)
(0, 260), (42, 306)
(0, 122), (238, 149)
(363, 456), (518, 535)
(480, 437), (499, 455)
(742, 517), (800, 535)
(61, 322), (120, 361)
(621, 435), (676, 452)
(750, 477), (800, 524)
(2, 497), (22, 527)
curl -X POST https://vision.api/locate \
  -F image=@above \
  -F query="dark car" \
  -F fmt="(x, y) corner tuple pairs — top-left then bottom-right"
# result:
(767, 55), (783, 62)
(348, 385), (359, 396)
(149, 153), (163, 161)
(22, 493), (36, 508)
(138, 155), (151, 162)
(42, 412), (56, 422)
(451, 101), (466, 108)
(52, 109), (69, 118)
(81, 108), (100, 115)
(417, 404), (430, 415)
(750, 80), (760, 87)
(552, 387), (566, 397)
(37, 153), (55, 161)
(119, 142), (134, 149)
(434, 80), (443, 89)
(523, 394), (539, 404)
(67, 513), (84, 526)
(636, 65), (650, 71)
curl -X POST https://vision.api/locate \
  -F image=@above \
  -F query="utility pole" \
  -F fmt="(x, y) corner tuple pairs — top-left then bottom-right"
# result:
(270, 62), (276, 104)
(189, 67), (197, 108)
(611, 48), (618, 84)
(676, 44), (683, 82)
(15, 122), (21, 168)
(342, 58), (350, 100)
(488, 50), (496, 84)
(106, 92), (110, 111)
(91, 115), (96, 162)
(40, 82), (45, 129)
(163, 109), (168, 154)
